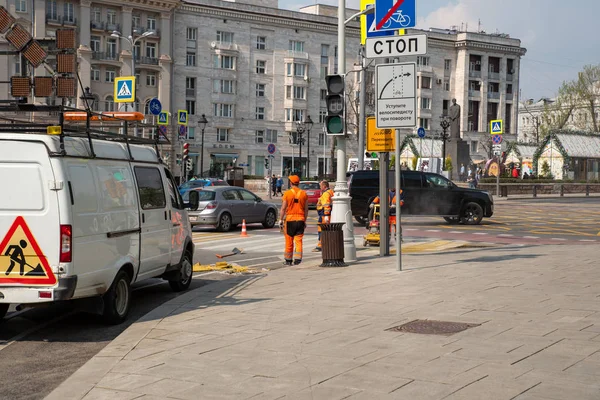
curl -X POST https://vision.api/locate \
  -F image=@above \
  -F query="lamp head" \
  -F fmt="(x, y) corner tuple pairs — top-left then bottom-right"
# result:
(142, 31), (154, 37)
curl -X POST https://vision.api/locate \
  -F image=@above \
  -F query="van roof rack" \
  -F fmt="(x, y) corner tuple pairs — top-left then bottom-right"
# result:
(0, 102), (169, 162)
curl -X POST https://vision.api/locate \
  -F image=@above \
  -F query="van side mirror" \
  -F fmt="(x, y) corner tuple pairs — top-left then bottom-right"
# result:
(188, 191), (199, 211)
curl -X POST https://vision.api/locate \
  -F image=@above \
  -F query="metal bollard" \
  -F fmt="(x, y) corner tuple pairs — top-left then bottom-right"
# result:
(533, 185), (537, 197)
(319, 222), (347, 267)
(586, 185), (590, 196)
(560, 185), (564, 197)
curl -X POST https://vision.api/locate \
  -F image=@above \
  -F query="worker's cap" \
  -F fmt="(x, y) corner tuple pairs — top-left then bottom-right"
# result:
(288, 175), (300, 184)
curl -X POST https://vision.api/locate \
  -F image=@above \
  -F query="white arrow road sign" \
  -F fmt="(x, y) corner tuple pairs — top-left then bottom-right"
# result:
(365, 34), (427, 59)
(375, 62), (416, 128)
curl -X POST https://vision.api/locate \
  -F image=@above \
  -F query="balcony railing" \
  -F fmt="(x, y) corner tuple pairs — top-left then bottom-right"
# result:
(90, 20), (105, 30)
(417, 65), (433, 73)
(137, 56), (159, 65)
(186, 88), (195, 97)
(46, 14), (77, 26)
(215, 43), (239, 51)
(92, 52), (119, 61)
(488, 92), (500, 99)
(286, 50), (309, 59)
(488, 71), (500, 80)
(506, 93), (514, 101)
(468, 90), (480, 97)
(469, 70), (481, 78)
(106, 22), (120, 32)
(133, 27), (160, 36)
(507, 73), (513, 81)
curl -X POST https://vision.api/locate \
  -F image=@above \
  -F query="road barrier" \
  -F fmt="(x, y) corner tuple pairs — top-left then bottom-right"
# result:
(478, 183), (600, 198)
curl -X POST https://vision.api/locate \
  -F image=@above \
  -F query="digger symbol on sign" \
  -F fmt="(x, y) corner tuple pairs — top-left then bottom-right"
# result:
(4, 239), (44, 277)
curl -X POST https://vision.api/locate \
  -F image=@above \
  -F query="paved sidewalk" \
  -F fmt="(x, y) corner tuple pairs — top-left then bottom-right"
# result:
(48, 245), (600, 400)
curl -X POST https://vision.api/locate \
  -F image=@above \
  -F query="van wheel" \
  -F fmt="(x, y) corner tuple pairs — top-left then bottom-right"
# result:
(460, 202), (484, 225)
(0, 304), (9, 320)
(217, 213), (232, 232)
(355, 216), (368, 226)
(102, 270), (132, 325)
(263, 209), (276, 229)
(169, 250), (193, 292)
(444, 217), (460, 224)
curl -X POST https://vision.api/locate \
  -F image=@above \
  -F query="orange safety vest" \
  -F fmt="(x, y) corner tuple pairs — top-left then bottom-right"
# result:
(283, 187), (308, 222)
(316, 189), (334, 216)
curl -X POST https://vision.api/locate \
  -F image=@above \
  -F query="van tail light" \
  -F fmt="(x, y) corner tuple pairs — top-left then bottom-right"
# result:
(60, 224), (72, 263)
(205, 201), (218, 210)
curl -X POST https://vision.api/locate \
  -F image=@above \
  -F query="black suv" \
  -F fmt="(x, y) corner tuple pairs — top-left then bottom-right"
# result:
(348, 170), (494, 225)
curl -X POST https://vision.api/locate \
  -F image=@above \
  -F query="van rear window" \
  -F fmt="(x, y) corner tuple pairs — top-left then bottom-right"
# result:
(0, 163), (45, 211)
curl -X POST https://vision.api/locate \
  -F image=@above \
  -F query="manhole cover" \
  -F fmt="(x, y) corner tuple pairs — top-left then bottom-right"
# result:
(387, 319), (480, 336)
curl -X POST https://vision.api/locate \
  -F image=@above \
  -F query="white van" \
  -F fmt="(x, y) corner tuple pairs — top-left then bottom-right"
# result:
(0, 131), (196, 324)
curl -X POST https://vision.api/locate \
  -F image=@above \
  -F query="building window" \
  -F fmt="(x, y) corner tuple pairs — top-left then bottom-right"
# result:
(419, 118), (430, 130)
(318, 132), (327, 146)
(105, 96), (114, 112)
(214, 104), (234, 118)
(213, 55), (235, 69)
(187, 127), (195, 140)
(420, 76), (431, 89)
(320, 65), (328, 77)
(133, 43), (141, 59)
(470, 141), (478, 153)
(186, 52), (196, 66)
(216, 31), (234, 44)
(91, 67), (100, 81)
(286, 86), (305, 100)
(213, 79), (234, 94)
(256, 60), (266, 74)
(289, 40), (304, 52)
(187, 28), (197, 48)
(256, 83), (265, 97)
(321, 44), (329, 64)
(320, 89), (327, 101)
(105, 69), (116, 83)
(186, 100), (196, 115)
(256, 36), (266, 50)
(319, 109), (326, 123)
(255, 130), (265, 144)
(217, 128), (229, 142)
(106, 9), (116, 25)
(416, 56), (430, 66)
(16, 0), (27, 13)
(186, 77), (195, 90)
(146, 43), (156, 59)
(420, 97), (431, 109)
(46, 1), (57, 20)
(266, 129), (277, 143)
(255, 107), (265, 120)
(285, 108), (304, 122)
(63, 2), (74, 22)
(146, 73), (156, 86)
(90, 36), (100, 52)
(106, 38), (117, 57)
(147, 17), (156, 31)
(444, 80), (450, 91)
(444, 59), (451, 70)
(286, 63), (306, 77)
(132, 15), (140, 29)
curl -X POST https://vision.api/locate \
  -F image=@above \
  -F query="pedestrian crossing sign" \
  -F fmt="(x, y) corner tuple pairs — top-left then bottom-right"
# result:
(177, 110), (188, 126)
(490, 119), (503, 134)
(0, 216), (56, 285)
(158, 111), (169, 125)
(114, 76), (135, 103)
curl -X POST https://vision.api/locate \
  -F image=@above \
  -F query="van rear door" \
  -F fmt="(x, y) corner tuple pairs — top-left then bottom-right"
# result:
(0, 140), (61, 289)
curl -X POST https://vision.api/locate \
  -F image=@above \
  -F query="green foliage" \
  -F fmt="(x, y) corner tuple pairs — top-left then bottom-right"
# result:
(444, 156), (453, 172)
(540, 160), (553, 179)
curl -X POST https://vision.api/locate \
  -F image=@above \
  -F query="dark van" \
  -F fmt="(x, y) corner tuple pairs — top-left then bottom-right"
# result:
(348, 170), (494, 225)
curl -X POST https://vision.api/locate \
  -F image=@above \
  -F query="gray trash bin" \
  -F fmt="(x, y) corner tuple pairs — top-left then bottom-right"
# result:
(319, 222), (347, 267)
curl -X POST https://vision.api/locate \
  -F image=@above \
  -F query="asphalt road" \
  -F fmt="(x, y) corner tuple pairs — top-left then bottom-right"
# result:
(1, 196), (598, 400)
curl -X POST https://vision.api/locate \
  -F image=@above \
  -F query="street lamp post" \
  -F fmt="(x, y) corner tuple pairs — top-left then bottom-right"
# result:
(305, 115), (313, 179)
(439, 115), (451, 170)
(296, 119), (306, 177)
(198, 114), (208, 177)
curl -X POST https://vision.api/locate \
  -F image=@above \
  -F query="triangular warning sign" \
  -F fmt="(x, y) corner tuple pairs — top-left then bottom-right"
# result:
(159, 113), (167, 123)
(492, 122), (501, 132)
(117, 81), (132, 97)
(179, 113), (186, 123)
(0, 216), (57, 285)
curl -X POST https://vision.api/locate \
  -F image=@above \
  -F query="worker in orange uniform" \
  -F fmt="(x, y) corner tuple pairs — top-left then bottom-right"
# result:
(279, 175), (309, 265)
(313, 180), (334, 252)
(368, 188), (404, 233)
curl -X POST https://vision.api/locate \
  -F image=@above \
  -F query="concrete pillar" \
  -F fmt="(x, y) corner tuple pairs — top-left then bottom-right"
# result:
(120, 6), (133, 48)
(77, 46), (92, 108)
(159, 12), (171, 57)
(33, 0), (46, 39)
(78, 0), (91, 47)
(120, 51), (133, 77)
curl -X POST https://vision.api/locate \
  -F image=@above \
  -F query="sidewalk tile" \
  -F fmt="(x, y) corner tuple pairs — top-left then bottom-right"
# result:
(81, 387), (140, 400)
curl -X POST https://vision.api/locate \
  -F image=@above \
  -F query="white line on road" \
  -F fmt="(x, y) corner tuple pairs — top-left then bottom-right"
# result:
(523, 236), (540, 239)
(426, 230), (441, 232)
(497, 234), (514, 237)
(579, 239), (596, 242)
(473, 233), (489, 235)
(449, 231), (463, 234)
(551, 238), (567, 241)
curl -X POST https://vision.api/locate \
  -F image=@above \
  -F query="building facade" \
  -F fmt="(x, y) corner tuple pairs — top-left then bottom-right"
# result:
(172, 0), (361, 179)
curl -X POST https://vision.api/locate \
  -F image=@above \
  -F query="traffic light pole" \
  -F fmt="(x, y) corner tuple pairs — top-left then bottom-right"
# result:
(357, 47), (367, 172)
(329, 0), (357, 263)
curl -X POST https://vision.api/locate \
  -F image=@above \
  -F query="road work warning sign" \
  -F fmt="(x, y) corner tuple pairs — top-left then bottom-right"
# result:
(0, 216), (57, 285)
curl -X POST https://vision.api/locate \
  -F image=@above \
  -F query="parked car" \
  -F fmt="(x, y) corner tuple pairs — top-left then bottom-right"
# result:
(178, 178), (228, 196)
(183, 186), (278, 231)
(348, 170), (493, 225)
(299, 181), (321, 208)
(0, 132), (194, 323)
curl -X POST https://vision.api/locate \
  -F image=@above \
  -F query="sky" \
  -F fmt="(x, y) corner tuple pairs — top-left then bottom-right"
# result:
(278, 0), (600, 101)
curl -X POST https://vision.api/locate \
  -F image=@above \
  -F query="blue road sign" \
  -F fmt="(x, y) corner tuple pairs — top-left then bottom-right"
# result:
(267, 143), (276, 154)
(157, 111), (168, 125)
(490, 119), (503, 134)
(375, 0), (416, 32)
(158, 125), (168, 142)
(366, 4), (395, 39)
(179, 125), (187, 137)
(417, 127), (426, 138)
(114, 77), (135, 103)
(177, 110), (188, 126)
(492, 134), (503, 145)
(149, 98), (162, 116)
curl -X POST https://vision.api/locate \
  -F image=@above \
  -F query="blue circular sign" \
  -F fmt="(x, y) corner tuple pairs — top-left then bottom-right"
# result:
(267, 143), (276, 154)
(417, 127), (426, 138)
(492, 134), (503, 144)
(149, 98), (162, 116)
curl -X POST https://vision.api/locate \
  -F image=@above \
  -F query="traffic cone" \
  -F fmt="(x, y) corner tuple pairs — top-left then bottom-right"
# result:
(240, 219), (249, 238)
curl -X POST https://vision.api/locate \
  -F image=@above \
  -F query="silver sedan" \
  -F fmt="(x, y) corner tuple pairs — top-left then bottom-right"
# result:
(183, 186), (278, 232)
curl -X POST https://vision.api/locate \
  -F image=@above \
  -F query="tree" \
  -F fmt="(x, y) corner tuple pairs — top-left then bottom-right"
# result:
(540, 160), (553, 179)
(574, 64), (600, 132)
(445, 156), (453, 172)
(539, 81), (577, 138)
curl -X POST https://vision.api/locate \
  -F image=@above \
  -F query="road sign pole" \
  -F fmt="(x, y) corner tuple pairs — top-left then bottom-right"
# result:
(497, 155), (501, 197)
(357, 47), (367, 171)
(395, 128), (402, 271)
(379, 152), (389, 257)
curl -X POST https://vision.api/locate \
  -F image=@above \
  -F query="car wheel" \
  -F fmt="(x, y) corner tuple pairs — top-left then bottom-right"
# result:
(217, 213), (232, 232)
(443, 217), (460, 224)
(262, 209), (277, 229)
(355, 215), (368, 226)
(0, 304), (9, 320)
(460, 202), (484, 225)
(102, 270), (132, 325)
(169, 250), (193, 292)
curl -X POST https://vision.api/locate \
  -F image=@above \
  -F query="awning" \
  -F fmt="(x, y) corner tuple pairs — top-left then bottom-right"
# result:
(211, 153), (239, 159)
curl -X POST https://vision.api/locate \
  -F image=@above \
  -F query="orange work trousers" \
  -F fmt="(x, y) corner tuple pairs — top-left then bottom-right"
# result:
(284, 220), (305, 261)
